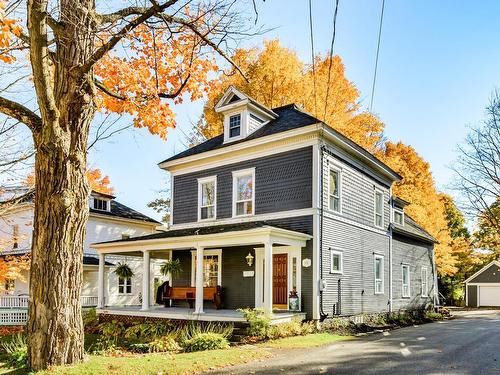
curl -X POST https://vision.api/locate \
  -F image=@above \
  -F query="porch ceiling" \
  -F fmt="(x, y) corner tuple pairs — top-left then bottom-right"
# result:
(91, 223), (312, 255)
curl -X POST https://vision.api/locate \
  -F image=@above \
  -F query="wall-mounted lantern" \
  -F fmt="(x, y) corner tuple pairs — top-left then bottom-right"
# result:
(245, 252), (254, 267)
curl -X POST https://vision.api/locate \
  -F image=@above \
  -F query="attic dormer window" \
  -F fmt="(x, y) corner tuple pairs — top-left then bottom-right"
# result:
(93, 198), (109, 211)
(229, 114), (241, 138)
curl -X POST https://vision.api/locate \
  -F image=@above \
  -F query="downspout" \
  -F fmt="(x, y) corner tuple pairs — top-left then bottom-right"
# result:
(319, 143), (328, 321)
(388, 188), (393, 313)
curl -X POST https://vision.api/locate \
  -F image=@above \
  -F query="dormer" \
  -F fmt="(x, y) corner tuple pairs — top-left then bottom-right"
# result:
(215, 86), (278, 144)
(89, 190), (115, 212)
(392, 196), (409, 226)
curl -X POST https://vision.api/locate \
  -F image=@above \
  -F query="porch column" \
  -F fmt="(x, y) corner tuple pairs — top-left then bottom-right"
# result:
(195, 246), (204, 314)
(141, 250), (151, 311)
(97, 253), (105, 308)
(263, 239), (273, 316)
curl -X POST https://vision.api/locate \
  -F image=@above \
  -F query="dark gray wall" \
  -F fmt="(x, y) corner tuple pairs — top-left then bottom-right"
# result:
(467, 285), (478, 307)
(468, 263), (500, 283)
(172, 147), (313, 224)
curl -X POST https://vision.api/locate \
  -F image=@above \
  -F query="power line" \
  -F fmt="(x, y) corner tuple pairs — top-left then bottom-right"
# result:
(369, 0), (385, 112)
(308, 0), (317, 117)
(323, 0), (340, 121)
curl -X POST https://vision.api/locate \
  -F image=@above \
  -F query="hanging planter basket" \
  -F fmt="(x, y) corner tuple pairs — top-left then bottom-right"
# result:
(113, 262), (134, 279)
(160, 259), (182, 278)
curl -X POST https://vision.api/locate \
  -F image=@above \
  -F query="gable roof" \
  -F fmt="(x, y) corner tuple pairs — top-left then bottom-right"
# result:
(214, 86), (278, 119)
(392, 214), (438, 244)
(464, 260), (500, 284)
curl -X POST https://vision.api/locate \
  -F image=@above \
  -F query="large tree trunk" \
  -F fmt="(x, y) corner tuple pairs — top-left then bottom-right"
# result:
(27, 0), (97, 370)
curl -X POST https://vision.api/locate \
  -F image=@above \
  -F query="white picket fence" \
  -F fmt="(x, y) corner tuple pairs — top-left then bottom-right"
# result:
(0, 295), (29, 308)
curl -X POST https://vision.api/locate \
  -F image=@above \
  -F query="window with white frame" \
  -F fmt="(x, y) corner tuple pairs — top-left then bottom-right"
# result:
(402, 264), (411, 298)
(233, 169), (254, 216)
(374, 190), (384, 227)
(329, 168), (341, 212)
(330, 249), (343, 274)
(374, 255), (384, 294)
(12, 224), (19, 249)
(93, 198), (109, 211)
(229, 114), (241, 138)
(191, 250), (222, 287)
(118, 277), (132, 294)
(198, 176), (216, 221)
(393, 208), (404, 225)
(4, 279), (14, 293)
(421, 267), (428, 297)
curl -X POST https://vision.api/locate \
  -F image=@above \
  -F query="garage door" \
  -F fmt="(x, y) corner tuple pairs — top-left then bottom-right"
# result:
(479, 286), (500, 306)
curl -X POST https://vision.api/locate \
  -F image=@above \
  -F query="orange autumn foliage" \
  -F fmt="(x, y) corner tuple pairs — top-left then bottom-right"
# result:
(0, 1), (22, 63)
(0, 254), (29, 291)
(199, 40), (384, 150)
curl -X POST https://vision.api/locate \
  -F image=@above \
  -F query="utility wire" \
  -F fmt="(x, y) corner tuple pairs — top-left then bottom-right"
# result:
(369, 0), (385, 112)
(323, 0), (340, 121)
(308, 0), (317, 117)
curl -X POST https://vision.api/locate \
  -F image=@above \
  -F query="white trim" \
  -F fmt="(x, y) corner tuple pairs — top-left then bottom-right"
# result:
(402, 264), (411, 298)
(374, 189), (384, 228)
(421, 266), (428, 298)
(374, 254), (384, 295)
(464, 260), (500, 284)
(323, 209), (388, 236)
(118, 276), (132, 295)
(467, 283), (500, 286)
(392, 207), (404, 226)
(330, 249), (343, 274)
(232, 168), (256, 217)
(312, 144), (320, 320)
(328, 166), (342, 213)
(89, 211), (159, 229)
(190, 249), (222, 287)
(197, 175), (217, 222)
(169, 176), (174, 227)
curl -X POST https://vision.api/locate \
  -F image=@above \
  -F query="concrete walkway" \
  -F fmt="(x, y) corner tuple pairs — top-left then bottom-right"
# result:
(211, 310), (500, 375)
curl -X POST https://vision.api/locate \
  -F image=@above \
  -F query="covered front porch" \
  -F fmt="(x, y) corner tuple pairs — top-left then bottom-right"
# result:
(91, 223), (313, 322)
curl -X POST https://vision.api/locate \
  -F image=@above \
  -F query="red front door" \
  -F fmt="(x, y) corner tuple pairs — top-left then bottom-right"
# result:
(273, 254), (288, 306)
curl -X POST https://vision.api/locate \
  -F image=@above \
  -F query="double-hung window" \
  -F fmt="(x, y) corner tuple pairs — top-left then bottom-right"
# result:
(330, 249), (343, 274)
(198, 176), (216, 221)
(12, 224), (19, 249)
(329, 168), (341, 212)
(402, 264), (411, 298)
(421, 267), (428, 297)
(374, 255), (384, 294)
(93, 198), (109, 211)
(233, 169), (255, 216)
(229, 114), (241, 138)
(393, 208), (404, 225)
(118, 277), (132, 294)
(374, 190), (384, 228)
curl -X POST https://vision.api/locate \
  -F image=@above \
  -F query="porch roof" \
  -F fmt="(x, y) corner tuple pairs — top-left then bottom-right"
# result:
(91, 222), (312, 255)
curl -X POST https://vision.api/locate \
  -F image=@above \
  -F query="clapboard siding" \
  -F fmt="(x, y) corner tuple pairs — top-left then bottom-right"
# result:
(392, 234), (435, 310)
(172, 147), (313, 224)
(321, 217), (391, 316)
(467, 263), (500, 283)
(321, 145), (391, 230)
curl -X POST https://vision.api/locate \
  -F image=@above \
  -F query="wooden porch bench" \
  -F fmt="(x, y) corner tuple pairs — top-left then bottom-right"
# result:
(161, 285), (223, 309)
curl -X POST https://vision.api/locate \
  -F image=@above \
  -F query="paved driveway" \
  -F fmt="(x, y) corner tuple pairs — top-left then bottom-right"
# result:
(213, 310), (500, 375)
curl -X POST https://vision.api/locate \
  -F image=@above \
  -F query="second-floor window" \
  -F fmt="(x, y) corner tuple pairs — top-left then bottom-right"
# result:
(374, 191), (384, 227)
(393, 208), (404, 225)
(329, 169), (341, 212)
(93, 198), (109, 211)
(229, 114), (241, 138)
(118, 277), (132, 294)
(233, 169), (255, 216)
(198, 176), (216, 221)
(402, 264), (411, 298)
(374, 255), (384, 294)
(12, 224), (19, 249)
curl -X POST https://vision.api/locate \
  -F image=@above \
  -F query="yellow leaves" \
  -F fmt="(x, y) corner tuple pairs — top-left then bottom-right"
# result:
(0, 254), (29, 289)
(0, 0), (22, 63)
(86, 168), (114, 195)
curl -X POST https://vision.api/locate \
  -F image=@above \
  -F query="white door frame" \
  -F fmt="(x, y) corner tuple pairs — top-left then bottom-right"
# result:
(254, 246), (302, 310)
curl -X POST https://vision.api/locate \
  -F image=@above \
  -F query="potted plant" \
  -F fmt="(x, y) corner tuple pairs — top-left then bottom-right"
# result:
(113, 262), (134, 279)
(160, 259), (182, 279)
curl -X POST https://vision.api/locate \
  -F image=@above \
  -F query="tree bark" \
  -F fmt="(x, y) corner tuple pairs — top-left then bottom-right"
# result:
(27, 0), (97, 370)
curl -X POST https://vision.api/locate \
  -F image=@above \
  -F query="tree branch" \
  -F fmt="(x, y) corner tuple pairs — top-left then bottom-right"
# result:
(0, 96), (42, 131)
(94, 79), (126, 100)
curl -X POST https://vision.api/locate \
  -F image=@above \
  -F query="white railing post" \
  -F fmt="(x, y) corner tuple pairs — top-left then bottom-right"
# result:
(263, 239), (273, 316)
(141, 250), (151, 311)
(195, 246), (204, 314)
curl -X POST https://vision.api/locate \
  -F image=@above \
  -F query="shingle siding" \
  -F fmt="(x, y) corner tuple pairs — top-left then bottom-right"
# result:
(172, 147), (313, 225)
(392, 234), (435, 310)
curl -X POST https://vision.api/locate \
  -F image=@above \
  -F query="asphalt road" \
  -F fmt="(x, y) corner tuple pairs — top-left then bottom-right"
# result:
(213, 310), (500, 375)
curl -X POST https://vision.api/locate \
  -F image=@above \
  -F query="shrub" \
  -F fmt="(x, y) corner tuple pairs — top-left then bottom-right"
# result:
(149, 334), (182, 353)
(87, 337), (116, 355)
(99, 320), (125, 346)
(83, 308), (99, 333)
(183, 332), (229, 352)
(127, 343), (150, 353)
(124, 322), (173, 342)
(238, 308), (271, 338)
(1, 334), (27, 368)
(267, 319), (316, 339)
(321, 317), (356, 334)
(424, 311), (444, 321)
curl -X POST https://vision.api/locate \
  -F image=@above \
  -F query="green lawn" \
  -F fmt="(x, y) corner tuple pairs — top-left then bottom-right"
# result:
(261, 333), (351, 349)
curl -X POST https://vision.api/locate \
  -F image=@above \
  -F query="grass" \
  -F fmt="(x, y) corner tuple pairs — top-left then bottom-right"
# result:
(261, 333), (352, 349)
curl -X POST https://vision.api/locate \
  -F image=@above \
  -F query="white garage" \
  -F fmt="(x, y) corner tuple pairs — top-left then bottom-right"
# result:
(465, 261), (500, 308)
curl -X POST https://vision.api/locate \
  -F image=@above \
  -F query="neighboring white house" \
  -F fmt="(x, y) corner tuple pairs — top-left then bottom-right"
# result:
(0, 188), (165, 323)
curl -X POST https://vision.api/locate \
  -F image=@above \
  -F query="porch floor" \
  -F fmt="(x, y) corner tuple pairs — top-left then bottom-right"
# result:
(97, 305), (306, 323)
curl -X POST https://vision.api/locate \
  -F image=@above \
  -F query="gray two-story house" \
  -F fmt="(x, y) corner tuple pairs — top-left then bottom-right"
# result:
(93, 87), (438, 322)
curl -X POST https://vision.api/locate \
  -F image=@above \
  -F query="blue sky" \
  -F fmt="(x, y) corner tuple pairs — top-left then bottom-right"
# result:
(89, 0), (500, 221)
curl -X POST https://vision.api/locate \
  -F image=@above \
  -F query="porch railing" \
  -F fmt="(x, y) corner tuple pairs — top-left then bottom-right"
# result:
(81, 296), (98, 307)
(0, 310), (28, 325)
(0, 295), (98, 309)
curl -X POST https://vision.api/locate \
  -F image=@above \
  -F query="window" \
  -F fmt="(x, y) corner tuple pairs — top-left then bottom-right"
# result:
(374, 255), (384, 294)
(198, 176), (216, 221)
(4, 279), (14, 293)
(421, 267), (428, 297)
(121, 234), (130, 240)
(402, 264), (411, 298)
(93, 198), (109, 211)
(191, 250), (222, 287)
(229, 114), (241, 138)
(393, 208), (404, 225)
(329, 169), (341, 212)
(12, 224), (19, 249)
(330, 250), (343, 274)
(374, 191), (384, 227)
(118, 277), (132, 294)
(233, 169), (255, 216)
